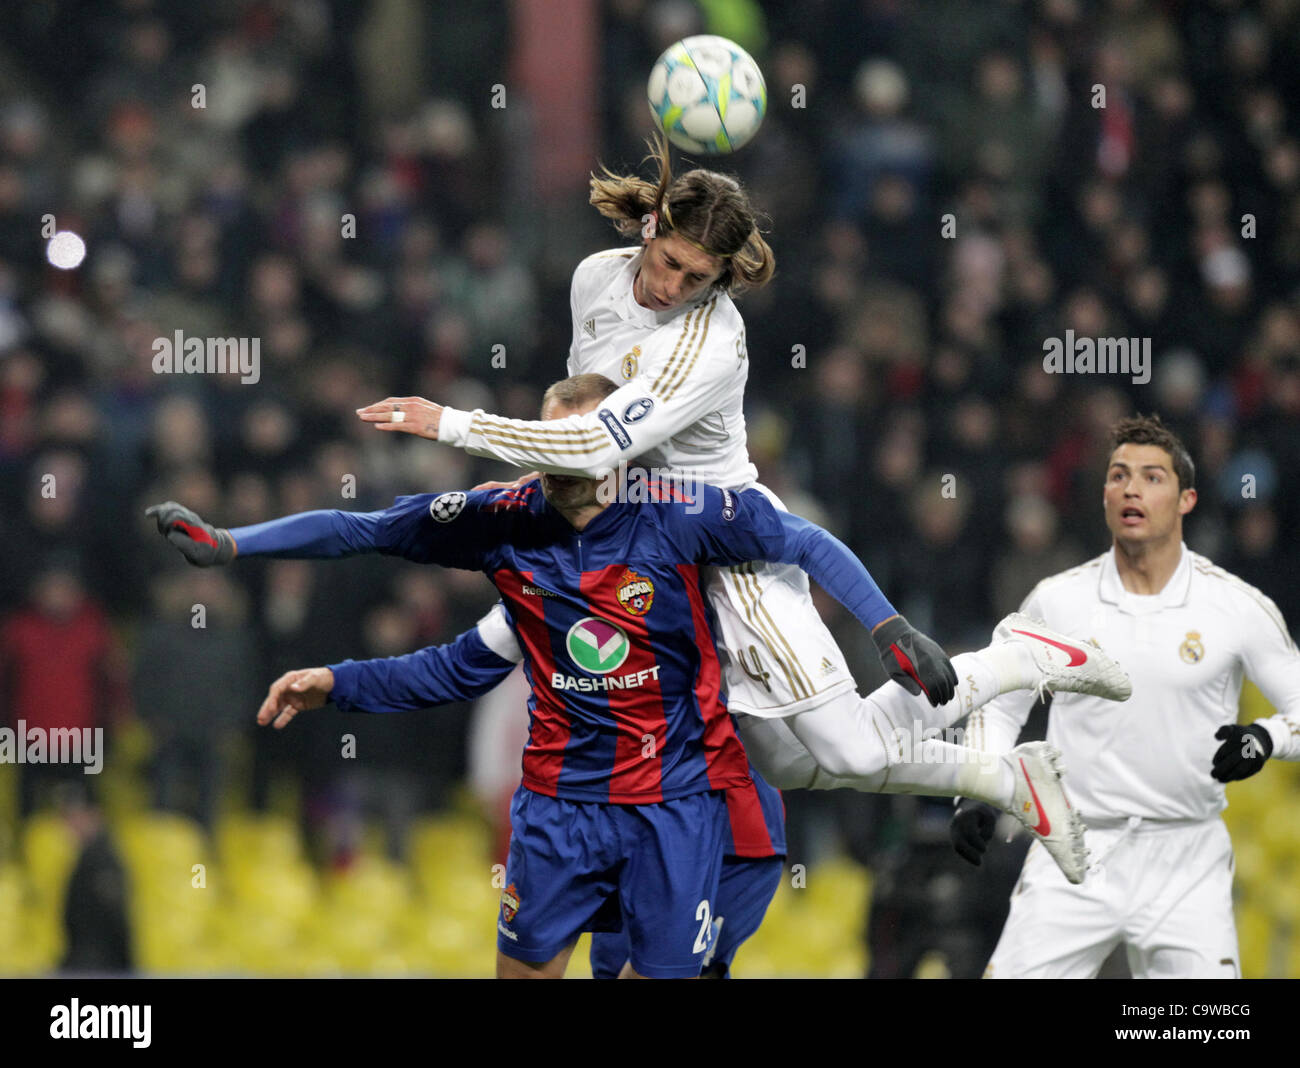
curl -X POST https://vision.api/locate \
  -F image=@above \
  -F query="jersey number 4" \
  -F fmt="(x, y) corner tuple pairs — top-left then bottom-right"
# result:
(737, 645), (772, 693)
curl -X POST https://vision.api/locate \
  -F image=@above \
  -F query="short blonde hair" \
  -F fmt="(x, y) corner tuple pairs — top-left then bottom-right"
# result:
(540, 373), (620, 415)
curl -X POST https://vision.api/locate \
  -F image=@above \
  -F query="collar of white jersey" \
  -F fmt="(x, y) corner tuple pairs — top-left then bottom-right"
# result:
(1097, 541), (1192, 612)
(615, 248), (705, 326)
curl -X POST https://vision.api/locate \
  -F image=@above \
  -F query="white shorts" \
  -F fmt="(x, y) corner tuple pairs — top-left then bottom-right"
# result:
(703, 483), (856, 718)
(986, 817), (1240, 979)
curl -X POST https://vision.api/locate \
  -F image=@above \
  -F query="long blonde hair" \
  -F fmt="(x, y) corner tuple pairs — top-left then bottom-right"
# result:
(588, 133), (775, 295)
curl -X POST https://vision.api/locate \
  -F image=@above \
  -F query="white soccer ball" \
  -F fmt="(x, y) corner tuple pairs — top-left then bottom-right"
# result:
(647, 35), (767, 155)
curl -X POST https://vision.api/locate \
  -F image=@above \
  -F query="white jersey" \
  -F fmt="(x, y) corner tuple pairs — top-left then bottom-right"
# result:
(968, 544), (1300, 822)
(438, 247), (759, 488)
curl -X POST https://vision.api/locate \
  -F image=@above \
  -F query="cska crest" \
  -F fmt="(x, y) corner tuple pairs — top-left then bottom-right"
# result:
(501, 882), (521, 922)
(616, 568), (655, 616)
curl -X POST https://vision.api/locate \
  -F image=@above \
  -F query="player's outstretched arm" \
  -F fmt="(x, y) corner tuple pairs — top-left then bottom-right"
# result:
(329, 606), (522, 715)
(683, 487), (956, 705)
(357, 335), (735, 479)
(148, 499), (384, 562)
(148, 493), (476, 566)
(767, 507), (955, 705)
(258, 613), (521, 726)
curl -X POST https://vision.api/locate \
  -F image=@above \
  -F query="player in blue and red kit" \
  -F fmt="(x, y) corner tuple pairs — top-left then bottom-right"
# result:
(257, 600), (787, 978)
(147, 373), (943, 978)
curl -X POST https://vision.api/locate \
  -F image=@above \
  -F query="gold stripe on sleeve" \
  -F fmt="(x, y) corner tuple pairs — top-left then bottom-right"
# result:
(472, 413), (608, 445)
(470, 414), (610, 455)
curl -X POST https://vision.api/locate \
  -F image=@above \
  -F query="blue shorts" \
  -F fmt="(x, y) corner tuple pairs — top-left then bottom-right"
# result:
(497, 786), (729, 979)
(589, 853), (785, 978)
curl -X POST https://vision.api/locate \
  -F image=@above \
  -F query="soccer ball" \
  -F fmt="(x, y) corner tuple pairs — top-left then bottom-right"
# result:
(647, 35), (767, 155)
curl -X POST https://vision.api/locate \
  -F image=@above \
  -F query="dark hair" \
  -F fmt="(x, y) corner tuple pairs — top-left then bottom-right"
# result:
(541, 373), (620, 415)
(1107, 413), (1196, 490)
(587, 132), (775, 295)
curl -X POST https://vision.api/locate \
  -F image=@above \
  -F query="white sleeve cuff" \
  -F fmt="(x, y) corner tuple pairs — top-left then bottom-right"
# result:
(1258, 716), (1299, 761)
(439, 406), (474, 447)
(477, 603), (523, 664)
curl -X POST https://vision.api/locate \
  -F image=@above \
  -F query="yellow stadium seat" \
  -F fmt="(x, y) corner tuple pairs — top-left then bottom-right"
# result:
(1235, 905), (1276, 978)
(116, 812), (209, 875)
(216, 813), (303, 867)
(22, 814), (78, 908)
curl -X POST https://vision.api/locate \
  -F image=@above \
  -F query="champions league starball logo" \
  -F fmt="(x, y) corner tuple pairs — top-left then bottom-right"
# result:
(429, 491), (466, 522)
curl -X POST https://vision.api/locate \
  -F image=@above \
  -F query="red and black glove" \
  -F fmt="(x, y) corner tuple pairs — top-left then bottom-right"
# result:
(871, 614), (957, 706)
(146, 502), (235, 567)
(1211, 724), (1273, 782)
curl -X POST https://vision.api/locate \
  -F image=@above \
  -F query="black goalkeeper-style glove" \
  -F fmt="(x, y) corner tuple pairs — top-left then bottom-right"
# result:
(950, 799), (999, 866)
(871, 615), (957, 706)
(1211, 724), (1273, 782)
(146, 501), (236, 567)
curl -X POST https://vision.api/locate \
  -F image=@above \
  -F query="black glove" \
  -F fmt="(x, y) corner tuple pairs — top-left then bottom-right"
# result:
(950, 799), (999, 866)
(871, 615), (957, 706)
(146, 501), (235, 567)
(1211, 723), (1273, 782)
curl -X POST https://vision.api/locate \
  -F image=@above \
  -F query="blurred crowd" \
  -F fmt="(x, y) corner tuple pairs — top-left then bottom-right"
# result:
(2, 0), (1299, 975)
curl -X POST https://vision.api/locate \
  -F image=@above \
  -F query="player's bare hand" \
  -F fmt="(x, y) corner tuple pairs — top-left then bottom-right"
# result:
(356, 396), (442, 439)
(472, 471), (541, 491)
(256, 667), (334, 730)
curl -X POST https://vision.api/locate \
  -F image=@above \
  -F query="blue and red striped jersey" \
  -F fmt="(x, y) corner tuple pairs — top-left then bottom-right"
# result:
(231, 475), (897, 807)
(366, 481), (797, 803)
(329, 604), (787, 855)
(723, 765), (787, 858)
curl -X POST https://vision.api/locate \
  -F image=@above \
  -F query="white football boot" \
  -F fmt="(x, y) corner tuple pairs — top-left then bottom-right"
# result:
(994, 612), (1132, 701)
(1005, 741), (1088, 884)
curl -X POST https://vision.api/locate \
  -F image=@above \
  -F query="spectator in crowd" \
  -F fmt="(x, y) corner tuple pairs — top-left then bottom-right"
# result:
(0, 556), (128, 817)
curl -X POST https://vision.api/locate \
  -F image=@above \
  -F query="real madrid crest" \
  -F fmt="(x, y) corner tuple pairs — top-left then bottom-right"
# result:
(616, 567), (655, 616)
(621, 345), (641, 380)
(1179, 630), (1204, 664)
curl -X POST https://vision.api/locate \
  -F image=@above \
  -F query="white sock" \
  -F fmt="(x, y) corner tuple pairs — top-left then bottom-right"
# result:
(970, 642), (1038, 695)
(946, 651), (1001, 725)
(807, 738), (1014, 808)
(875, 649), (1032, 737)
(873, 740), (1014, 804)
